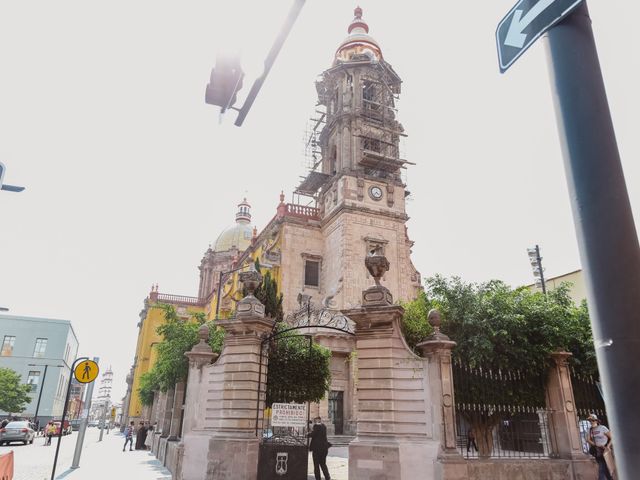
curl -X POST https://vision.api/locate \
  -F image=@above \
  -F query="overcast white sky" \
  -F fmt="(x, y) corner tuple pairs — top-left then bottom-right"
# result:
(1, 1), (637, 402)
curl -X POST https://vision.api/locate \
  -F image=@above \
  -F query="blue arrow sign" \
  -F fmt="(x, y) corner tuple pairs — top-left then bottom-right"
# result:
(497, 0), (584, 73)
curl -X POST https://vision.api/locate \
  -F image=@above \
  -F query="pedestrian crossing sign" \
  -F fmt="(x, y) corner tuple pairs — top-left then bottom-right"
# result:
(74, 359), (99, 383)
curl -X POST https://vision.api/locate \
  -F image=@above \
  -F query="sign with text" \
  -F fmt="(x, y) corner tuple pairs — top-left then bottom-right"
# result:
(271, 403), (307, 428)
(496, 0), (584, 72)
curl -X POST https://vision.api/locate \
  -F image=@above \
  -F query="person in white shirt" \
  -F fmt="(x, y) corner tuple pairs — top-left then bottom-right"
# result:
(585, 414), (613, 480)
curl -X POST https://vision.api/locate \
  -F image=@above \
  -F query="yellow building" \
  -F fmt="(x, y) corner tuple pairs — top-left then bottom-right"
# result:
(529, 269), (587, 304)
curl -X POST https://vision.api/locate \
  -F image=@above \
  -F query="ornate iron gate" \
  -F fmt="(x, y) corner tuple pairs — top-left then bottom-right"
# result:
(255, 302), (354, 479)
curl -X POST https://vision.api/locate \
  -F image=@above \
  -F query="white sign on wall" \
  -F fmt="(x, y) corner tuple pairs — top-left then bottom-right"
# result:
(271, 403), (307, 428)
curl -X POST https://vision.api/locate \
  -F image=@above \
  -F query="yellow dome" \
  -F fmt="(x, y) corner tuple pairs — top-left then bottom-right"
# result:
(213, 198), (253, 252)
(213, 222), (253, 252)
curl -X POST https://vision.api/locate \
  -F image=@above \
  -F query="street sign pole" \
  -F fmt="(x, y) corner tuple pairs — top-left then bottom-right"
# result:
(51, 357), (88, 480)
(70, 357), (99, 470)
(545, 2), (640, 478)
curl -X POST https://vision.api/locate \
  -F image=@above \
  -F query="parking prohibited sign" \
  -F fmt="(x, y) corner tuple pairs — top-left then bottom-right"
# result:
(73, 359), (99, 383)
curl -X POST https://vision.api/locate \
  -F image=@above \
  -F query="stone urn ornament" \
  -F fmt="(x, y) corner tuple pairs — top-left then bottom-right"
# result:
(365, 245), (390, 286)
(237, 265), (265, 318)
(362, 247), (393, 306)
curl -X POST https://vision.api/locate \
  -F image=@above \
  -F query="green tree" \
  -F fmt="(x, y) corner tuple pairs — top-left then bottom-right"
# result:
(0, 367), (32, 414)
(266, 326), (332, 405)
(251, 260), (284, 321)
(401, 275), (597, 455)
(137, 305), (225, 403)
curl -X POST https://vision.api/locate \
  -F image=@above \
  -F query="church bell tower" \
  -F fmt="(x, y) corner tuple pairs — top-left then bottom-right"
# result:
(297, 7), (419, 309)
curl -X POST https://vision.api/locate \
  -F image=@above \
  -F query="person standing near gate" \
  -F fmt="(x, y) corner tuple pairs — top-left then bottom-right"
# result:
(308, 416), (331, 480)
(586, 414), (613, 480)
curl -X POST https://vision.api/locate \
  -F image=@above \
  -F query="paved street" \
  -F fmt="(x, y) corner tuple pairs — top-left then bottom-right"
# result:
(308, 446), (348, 480)
(0, 427), (170, 480)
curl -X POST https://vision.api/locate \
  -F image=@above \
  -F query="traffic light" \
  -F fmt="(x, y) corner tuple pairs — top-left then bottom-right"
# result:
(0, 161), (25, 192)
(205, 54), (244, 113)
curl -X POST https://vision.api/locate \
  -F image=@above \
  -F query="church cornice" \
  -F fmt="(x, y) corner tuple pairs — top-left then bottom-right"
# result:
(321, 201), (409, 228)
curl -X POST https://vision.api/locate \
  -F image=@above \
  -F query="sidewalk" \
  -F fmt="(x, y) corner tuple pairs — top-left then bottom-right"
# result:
(307, 447), (348, 480)
(55, 430), (170, 480)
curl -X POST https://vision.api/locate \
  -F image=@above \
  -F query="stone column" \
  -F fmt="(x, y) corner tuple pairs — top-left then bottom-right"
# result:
(168, 382), (186, 440)
(416, 310), (458, 455)
(181, 269), (275, 480)
(546, 351), (585, 459)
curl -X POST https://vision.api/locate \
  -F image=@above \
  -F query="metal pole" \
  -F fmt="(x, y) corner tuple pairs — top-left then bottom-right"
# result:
(545, 3), (640, 478)
(51, 358), (86, 480)
(215, 270), (224, 319)
(33, 364), (48, 423)
(234, 0), (306, 126)
(98, 402), (107, 441)
(535, 245), (547, 294)
(71, 364), (97, 470)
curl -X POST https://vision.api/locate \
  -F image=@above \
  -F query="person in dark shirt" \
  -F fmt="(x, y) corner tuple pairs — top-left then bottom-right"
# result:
(307, 416), (331, 480)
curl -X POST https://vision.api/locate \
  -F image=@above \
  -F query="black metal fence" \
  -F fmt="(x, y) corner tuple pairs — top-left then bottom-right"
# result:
(571, 367), (608, 453)
(453, 361), (555, 458)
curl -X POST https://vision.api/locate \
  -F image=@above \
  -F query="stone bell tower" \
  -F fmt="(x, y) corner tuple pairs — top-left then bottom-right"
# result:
(304, 7), (420, 309)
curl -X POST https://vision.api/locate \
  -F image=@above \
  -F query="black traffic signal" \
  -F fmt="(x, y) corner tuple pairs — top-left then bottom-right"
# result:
(205, 55), (244, 113)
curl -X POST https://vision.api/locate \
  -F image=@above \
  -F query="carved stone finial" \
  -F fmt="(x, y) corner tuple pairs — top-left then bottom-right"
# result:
(198, 323), (210, 342)
(362, 250), (393, 306)
(425, 308), (450, 341)
(365, 246), (390, 287)
(237, 266), (265, 318)
(279, 191), (285, 204)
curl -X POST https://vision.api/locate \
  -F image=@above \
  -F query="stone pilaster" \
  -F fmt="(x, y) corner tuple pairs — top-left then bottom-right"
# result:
(160, 387), (175, 437)
(546, 351), (585, 460)
(168, 382), (186, 440)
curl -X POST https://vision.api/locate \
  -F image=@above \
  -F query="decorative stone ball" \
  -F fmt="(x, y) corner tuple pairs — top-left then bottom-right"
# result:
(198, 324), (210, 341)
(427, 309), (442, 330)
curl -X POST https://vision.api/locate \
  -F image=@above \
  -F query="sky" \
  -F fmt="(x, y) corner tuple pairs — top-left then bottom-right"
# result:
(0, 0), (638, 402)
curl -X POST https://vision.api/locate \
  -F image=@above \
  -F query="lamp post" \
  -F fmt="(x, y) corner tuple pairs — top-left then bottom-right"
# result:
(527, 245), (546, 294)
(214, 264), (253, 319)
(28, 363), (64, 425)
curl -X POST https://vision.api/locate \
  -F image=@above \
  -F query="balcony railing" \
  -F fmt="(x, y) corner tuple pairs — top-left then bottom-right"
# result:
(156, 293), (203, 306)
(284, 203), (320, 220)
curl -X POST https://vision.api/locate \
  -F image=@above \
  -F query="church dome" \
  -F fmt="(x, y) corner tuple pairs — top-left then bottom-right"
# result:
(335, 7), (383, 64)
(213, 198), (253, 252)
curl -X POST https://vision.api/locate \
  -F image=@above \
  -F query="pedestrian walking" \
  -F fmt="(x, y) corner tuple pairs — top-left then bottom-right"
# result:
(466, 428), (478, 453)
(144, 424), (154, 450)
(307, 416), (331, 480)
(586, 414), (613, 480)
(45, 422), (56, 446)
(123, 421), (134, 452)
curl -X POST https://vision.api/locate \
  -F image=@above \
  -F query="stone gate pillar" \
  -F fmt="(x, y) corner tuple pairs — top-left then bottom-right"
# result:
(344, 252), (440, 480)
(416, 310), (458, 454)
(183, 324), (218, 436)
(181, 269), (274, 480)
(546, 351), (585, 459)
(168, 381), (186, 440)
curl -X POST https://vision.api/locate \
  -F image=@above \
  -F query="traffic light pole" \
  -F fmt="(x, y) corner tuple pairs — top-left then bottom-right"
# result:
(234, 0), (306, 126)
(545, 2), (640, 478)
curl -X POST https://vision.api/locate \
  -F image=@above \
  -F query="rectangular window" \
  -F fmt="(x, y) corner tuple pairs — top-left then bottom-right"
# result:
(362, 81), (376, 102)
(1, 336), (15, 356)
(33, 338), (48, 358)
(304, 260), (320, 287)
(27, 371), (41, 392)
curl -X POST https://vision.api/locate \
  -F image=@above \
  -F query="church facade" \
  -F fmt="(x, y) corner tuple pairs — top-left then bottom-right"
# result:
(125, 7), (421, 436)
